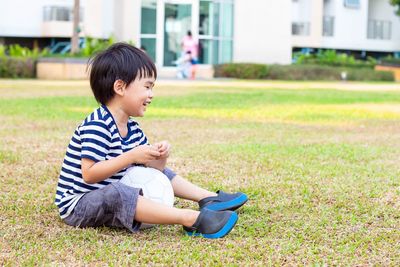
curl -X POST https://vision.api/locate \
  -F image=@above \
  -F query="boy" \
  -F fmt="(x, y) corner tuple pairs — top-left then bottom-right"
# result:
(54, 43), (248, 239)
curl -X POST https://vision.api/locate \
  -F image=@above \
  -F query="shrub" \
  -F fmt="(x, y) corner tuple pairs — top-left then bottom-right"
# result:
(77, 37), (115, 57)
(214, 63), (394, 82)
(0, 57), (36, 78)
(294, 50), (376, 68)
(214, 63), (268, 79)
(0, 45), (6, 57)
(380, 56), (400, 67)
(8, 44), (49, 58)
(346, 68), (394, 81)
(267, 64), (340, 80)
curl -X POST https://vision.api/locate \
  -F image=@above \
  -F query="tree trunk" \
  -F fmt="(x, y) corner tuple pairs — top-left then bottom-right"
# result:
(71, 0), (80, 54)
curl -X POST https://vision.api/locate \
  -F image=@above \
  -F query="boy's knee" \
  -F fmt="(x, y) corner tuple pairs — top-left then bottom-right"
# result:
(163, 167), (177, 181)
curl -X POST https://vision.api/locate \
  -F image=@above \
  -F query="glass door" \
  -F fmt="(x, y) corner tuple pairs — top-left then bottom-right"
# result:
(163, 3), (192, 66)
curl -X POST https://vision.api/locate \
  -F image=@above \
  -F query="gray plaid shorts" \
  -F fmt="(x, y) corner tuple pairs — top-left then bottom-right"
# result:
(63, 167), (176, 232)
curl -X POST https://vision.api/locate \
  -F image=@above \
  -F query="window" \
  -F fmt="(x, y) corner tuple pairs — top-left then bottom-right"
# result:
(367, 20), (392, 40)
(141, 0), (157, 34)
(344, 0), (360, 8)
(323, 16), (334, 36)
(140, 0), (157, 61)
(198, 0), (234, 64)
(292, 22), (310, 36)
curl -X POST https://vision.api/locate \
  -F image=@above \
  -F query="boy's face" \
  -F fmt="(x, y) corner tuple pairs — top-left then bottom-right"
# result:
(123, 76), (155, 117)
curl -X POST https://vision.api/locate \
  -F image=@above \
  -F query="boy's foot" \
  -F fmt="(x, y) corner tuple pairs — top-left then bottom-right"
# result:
(199, 190), (248, 211)
(183, 209), (238, 239)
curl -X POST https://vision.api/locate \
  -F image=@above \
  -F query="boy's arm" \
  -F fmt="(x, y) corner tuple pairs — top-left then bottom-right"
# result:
(146, 157), (167, 172)
(81, 145), (160, 184)
(146, 141), (170, 172)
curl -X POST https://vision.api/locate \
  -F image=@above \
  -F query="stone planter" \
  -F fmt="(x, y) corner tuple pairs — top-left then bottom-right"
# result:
(375, 63), (400, 82)
(37, 57), (89, 80)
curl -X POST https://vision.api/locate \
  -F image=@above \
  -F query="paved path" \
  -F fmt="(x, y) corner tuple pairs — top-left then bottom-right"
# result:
(0, 79), (399, 93)
(157, 79), (400, 91)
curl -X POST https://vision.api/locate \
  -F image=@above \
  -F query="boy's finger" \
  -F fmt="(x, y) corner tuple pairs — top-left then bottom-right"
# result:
(150, 150), (161, 157)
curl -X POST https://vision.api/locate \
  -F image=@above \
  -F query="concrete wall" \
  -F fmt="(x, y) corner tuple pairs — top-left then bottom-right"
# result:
(321, 0), (369, 50)
(84, 0), (114, 39)
(292, 0), (323, 48)
(0, 0), (74, 37)
(36, 58), (88, 79)
(0, 0), (111, 39)
(233, 0), (292, 64)
(367, 0), (400, 50)
(321, 0), (400, 52)
(113, 0), (141, 42)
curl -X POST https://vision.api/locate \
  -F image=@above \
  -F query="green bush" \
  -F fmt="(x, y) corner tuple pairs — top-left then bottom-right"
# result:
(294, 50), (376, 69)
(380, 56), (400, 67)
(267, 64), (340, 80)
(214, 63), (268, 79)
(0, 45), (6, 57)
(8, 44), (49, 58)
(0, 44), (48, 78)
(0, 57), (36, 78)
(346, 68), (394, 81)
(77, 37), (115, 57)
(214, 63), (394, 82)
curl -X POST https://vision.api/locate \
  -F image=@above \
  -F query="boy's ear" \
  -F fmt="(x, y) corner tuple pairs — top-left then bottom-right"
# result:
(113, 79), (126, 96)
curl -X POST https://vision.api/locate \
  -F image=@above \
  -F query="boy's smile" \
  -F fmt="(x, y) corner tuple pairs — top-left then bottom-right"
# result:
(143, 99), (151, 107)
(123, 76), (155, 117)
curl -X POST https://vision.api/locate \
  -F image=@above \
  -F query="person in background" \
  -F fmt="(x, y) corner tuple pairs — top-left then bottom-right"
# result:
(181, 31), (198, 79)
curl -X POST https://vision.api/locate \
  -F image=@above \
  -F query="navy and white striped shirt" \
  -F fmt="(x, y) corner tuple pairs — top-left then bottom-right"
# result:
(54, 106), (148, 219)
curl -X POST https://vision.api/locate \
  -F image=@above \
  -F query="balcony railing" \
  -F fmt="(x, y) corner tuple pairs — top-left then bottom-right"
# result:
(43, 6), (83, 22)
(292, 22), (310, 36)
(323, 16), (334, 37)
(367, 19), (392, 40)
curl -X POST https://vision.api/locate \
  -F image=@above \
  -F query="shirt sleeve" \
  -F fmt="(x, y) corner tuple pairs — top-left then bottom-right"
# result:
(130, 120), (149, 146)
(80, 120), (111, 163)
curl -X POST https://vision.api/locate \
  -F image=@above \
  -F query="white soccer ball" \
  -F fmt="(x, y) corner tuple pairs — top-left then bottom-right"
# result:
(120, 166), (175, 229)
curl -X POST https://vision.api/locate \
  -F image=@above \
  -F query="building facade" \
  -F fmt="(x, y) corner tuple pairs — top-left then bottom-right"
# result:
(292, 0), (400, 57)
(0, 0), (399, 72)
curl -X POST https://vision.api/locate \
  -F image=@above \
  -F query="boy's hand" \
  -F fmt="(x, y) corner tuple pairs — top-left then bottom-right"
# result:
(153, 140), (171, 159)
(130, 145), (161, 164)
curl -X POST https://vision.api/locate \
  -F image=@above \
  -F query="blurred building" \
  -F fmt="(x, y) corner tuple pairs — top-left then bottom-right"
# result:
(0, 0), (399, 70)
(292, 0), (400, 58)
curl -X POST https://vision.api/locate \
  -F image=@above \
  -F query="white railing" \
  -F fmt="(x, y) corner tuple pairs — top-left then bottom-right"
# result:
(43, 6), (83, 22)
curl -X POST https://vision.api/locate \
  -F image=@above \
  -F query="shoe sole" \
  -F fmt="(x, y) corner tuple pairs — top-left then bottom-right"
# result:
(204, 194), (248, 211)
(185, 212), (238, 239)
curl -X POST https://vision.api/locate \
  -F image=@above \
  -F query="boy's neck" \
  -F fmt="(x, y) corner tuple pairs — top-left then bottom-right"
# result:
(105, 102), (129, 126)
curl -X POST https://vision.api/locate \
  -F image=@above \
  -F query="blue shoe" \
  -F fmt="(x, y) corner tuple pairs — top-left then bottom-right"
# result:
(199, 190), (248, 211)
(183, 209), (238, 239)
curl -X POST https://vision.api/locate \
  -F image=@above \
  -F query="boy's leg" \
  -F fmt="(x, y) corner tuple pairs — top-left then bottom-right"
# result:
(135, 195), (198, 227)
(163, 167), (248, 211)
(135, 196), (238, 239)
(64, 183), (238, 238)
(170, 175), (217, 202)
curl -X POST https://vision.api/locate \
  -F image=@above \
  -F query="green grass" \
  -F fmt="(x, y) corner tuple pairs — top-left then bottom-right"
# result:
(1, 79), (400, 265)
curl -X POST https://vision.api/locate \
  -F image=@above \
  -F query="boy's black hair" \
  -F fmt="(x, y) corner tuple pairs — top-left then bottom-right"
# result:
(88, 42), (157, 105)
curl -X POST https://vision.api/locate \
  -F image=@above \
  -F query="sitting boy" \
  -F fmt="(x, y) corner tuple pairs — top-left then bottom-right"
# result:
(54, 43), (248, 239)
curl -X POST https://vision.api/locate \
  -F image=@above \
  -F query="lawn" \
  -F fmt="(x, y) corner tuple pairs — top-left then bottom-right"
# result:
(0, 79), (399, 265)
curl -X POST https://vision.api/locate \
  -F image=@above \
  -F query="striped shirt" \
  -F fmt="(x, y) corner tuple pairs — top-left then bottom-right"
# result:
(54, 105), (148, 219)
